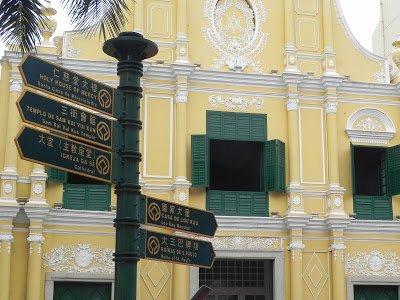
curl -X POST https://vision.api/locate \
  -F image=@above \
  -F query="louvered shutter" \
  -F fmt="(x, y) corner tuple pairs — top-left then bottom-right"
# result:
(373, 196), (393, 220)
(47, 168), (67, 183)
(191, 135), (209, 187)
(86, 185), (111, 211)
(264, 140), (286, 192)
(386, 144), (400, 196)
(353, 195), (373, 220)
(63, 184), (86, 210)
(251, 192), (268, 216)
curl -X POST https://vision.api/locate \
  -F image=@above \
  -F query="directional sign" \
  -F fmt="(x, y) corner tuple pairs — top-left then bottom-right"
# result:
(19, 54), (115, 116)
(144, 196), (217, 238)
(15, 126), (112, 182)
(141, 229), (215, 268)
(17, 89), (113, 149)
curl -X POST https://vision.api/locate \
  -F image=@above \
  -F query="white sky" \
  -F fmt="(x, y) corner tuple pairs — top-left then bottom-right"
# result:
(0, 0), (381, 57)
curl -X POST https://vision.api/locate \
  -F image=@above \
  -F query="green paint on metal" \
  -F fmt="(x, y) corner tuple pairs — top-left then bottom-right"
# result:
(15, 126), (112, 183)
(144, 196), (217, 237)
(17, 89), (113, 149)
(19, 54), (115, 116)
(140, 229), (216, 269)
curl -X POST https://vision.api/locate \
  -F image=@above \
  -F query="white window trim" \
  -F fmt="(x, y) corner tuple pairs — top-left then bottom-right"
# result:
(45, 272), (114, 300)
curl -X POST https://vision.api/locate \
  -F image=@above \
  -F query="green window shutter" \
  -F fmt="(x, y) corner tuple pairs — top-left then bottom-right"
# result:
(238, 192), (252, 215)
(251, 193), (268, 216)
(47, 168), (67, 183)
(374, 196), (393, 220)
(264, 140), (286, 192)
(86, 185), (111, 211)
(386, 144), (400, 196)
(353, 195), (373, 220)
(63, 184), (86, 210)
(206, 111), (266, 141)
(224, 192), (239, 215)
(191, 135), (209, 187)
(350, 144), (356, 195)
(207, 190), (223, 213)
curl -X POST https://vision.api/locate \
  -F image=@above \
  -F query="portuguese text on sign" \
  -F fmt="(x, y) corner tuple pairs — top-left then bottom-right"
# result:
(19, 54), (115, 116)
(15, 126), (112, 182)
(17, 89), (113, 149)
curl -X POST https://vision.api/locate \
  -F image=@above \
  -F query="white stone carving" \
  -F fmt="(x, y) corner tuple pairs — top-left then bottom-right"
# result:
(374, 70), (386, 83)
(43, 244), (114, 273)
(178, 192), (187, 202)
(345, 251), (400, 277)
(63, 32), (84, 58)
(324, 101), (338, 114)
(292, 196), (301, 206)
(200, 236), (281, 250)
(286, 98), (299, 111)
(10, 80), (22, 93)
(176, 90), (188, 103)
(346, 108), (395, 144)
(4, 182), (13, 194)
(27, 234), (45, 255)
(209, 95), (264, 110)
(287, 241), (305, 251)
(0, 233), (13, 255)
(334, 197), (341, 208)
(203, 0), (267, 73)
(329, 243), (346, 261)
(33, 183), (43, 195)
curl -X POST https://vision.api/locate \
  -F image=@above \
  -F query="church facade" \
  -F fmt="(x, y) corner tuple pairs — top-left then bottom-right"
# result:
(1, 0), (400, 299)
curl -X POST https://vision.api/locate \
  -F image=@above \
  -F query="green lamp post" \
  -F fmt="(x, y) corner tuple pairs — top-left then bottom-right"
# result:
(103, 32), (158, 300)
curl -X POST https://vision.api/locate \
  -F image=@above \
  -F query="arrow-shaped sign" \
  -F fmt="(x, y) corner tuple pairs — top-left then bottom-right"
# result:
(19, 54), (115, 116)
(140, 229), (215, 269)
(144, 196), (217, 238)
(15, 126), (112, 183)
(17, 89), (113, 149)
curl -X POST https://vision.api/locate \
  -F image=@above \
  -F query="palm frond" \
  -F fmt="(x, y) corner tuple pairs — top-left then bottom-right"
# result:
(0, 0), (47, 53)
(61, 0), (132, 40)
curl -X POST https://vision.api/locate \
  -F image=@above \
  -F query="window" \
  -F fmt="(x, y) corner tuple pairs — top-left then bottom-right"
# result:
(53, 281), (112, 299)
(354, 285), (398, 300)
(47, 168), (111, 211)
(191, 111), (285, 216)
(351, 144), (400, 220)
(199, 259), (273, 300)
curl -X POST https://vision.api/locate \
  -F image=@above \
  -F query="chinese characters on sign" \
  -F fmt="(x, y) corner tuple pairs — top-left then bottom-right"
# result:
(143, 229), (215, 268)
(17, 89), (113, 149)
(19, 54), (115, 115)
(15, 126), (112, 182)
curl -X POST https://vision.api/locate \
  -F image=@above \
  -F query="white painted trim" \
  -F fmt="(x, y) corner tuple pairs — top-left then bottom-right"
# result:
(346, 276), (400, 300)
(143, 94), (174, 179)
(45, 272), (114, 300)
(190, 251), (284, 300)
(298, 106), (326, 185)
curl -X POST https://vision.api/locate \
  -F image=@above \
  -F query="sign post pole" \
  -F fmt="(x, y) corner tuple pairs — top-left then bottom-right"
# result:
(103, 32), (158, 300)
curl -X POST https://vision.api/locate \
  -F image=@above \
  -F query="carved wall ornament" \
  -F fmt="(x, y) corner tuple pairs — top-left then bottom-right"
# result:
(346, 108), (395, 144)
(345, 251), (400, 277)
(176, 90), (188, 103)
(287, 241), (305, 251)
(10, 79), (22, 93)
(27, 234), (45, 255)
(209, 95), (264, 110)
(292, 196), (301, 207)
(329, 243), (346, 261)
(285, 98), (298, 111)
(33, 183), (44, 195)
(324, 101), (338, 114)
(334, 197), (341, 208)
(3, 182), (13, 194)
(43, 244), (114, 274)
(203, 0), (267, 73)
(200, 236), (282, 251)
(0, 233), (13, 255)
(178, 192), (187, 202)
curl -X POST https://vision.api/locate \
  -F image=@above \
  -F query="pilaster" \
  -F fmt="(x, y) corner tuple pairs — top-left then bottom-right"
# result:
(28, 164), (48, 206)
(284, 0), (299, 72)
(175, 0), (189, 64)
(322, 0), (338, 75)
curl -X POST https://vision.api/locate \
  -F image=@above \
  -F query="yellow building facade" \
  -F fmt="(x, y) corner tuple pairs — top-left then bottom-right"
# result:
(1, 0), (400, 299)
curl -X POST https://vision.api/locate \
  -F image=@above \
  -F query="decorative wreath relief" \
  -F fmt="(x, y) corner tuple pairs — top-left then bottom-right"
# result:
(209, 95), (264, 110)
(345, 251), (400, 277)
(203, 0), (267, 73)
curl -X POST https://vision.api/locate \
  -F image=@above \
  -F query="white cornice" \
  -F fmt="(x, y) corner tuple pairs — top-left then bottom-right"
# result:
(44, 209), (114, 227)
(345, 220), (400, 235)
(216, 216), (286, 232)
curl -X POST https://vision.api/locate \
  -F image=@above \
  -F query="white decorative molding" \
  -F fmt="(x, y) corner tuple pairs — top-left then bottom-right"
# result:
(329, 243), (346, 261)
(177, 192), (187, 202)
(43, 244), (114, 273)
(374, 70), (386, 83)
(346, 108), (395, 144)
(200, 236), (282, 251)
(0, 233), (13, 255)
(296, 19), (319, 51)
(62, 32), (84, 58)
(203, 0), (267, 73)
(209, 95), (264, 110)
(33, 183), (44, 195)
(176, 90), (188, 103)
(27, 233), (45, 255)
(324, 101), (337, 114)
(3, 182), (13, 194)
(286, 97), (299, 111)
(287, 241), (305, 251)
(10, 79), (22, 93)
(345, 251), (400, 277)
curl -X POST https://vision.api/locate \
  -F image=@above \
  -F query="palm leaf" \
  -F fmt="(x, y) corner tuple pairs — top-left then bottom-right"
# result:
(61, 0), (132, 40)
(0, 0), (47, 53)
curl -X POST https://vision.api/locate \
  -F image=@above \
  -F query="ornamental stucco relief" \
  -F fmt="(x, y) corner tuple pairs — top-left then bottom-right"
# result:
(43, 244), (114, 273)
(203, 0), (267, 73)
(209, 95), (264, 110)
(201, 236), (282, 250)
(345, 251), (400, 277)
